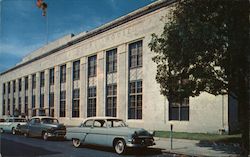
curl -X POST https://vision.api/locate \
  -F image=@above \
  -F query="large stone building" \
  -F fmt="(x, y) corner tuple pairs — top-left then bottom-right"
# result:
(0, 0), (238, 133)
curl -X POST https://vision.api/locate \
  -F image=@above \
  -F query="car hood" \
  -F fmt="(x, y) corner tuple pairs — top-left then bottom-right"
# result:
(109, 127), (151, 137)
(42, 123), (66, 130)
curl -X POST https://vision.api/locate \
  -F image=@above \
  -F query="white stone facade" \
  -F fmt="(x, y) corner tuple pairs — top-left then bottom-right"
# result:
(0, 0), (238, 133)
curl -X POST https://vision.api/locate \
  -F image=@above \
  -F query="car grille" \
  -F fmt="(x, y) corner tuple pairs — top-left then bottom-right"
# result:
(133, 138), (154, 146)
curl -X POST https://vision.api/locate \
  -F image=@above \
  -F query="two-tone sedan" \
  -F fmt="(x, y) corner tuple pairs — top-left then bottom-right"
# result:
(66, 117), (155, 154)
(0, 116), (27, 135)
(17, 116), (66, 140)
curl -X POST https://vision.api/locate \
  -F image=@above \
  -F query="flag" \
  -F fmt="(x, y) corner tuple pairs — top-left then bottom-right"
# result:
(36, 0), (47, 16)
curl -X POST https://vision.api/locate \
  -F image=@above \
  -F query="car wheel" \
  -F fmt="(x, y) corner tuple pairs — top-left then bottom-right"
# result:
(42, 132), (49, 141)
(72, 139), (81, 148)
(24, 132), (29, 137)
(12, 128), (16, 135)
(0, 128), (3, 133)
(114, 139), (126, 155)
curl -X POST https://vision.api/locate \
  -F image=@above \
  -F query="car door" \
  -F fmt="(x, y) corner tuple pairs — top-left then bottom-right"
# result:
(81, 119), (94, 144)
(29, 118), (41, 137)
(87, 119), (108, 146)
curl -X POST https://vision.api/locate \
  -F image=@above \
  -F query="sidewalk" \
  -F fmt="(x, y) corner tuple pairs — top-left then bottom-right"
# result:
(152, 137), (240, 157)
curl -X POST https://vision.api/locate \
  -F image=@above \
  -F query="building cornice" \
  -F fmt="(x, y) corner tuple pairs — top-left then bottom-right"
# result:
(0, 0), (175, 76)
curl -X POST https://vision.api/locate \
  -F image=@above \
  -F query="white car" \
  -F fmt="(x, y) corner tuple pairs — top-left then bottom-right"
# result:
(0, 116), (27, 135)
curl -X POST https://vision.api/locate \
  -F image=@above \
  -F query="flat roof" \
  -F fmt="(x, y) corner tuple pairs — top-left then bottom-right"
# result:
(0, 0), (175, 76)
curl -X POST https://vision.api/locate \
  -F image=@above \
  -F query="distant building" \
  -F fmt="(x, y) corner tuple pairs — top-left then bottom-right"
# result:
(0, 0), (238, 133)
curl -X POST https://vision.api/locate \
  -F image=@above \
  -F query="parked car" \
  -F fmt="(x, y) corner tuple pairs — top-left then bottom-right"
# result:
(0, 116), (27, 135)
(65, 117), (155, 154)
(17, 116), (66, 140)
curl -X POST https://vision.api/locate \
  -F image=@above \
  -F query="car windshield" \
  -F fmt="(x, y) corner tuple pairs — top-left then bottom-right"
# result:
(14, 118), (27, 122)
(41, 118), (58, 124)
(107, 119), (127, 127)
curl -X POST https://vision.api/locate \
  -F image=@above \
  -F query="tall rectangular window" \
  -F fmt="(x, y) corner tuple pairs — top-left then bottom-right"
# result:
(40, 72), (45, 87)
(40, 94), (44, 108)
(32, 95), (36, 116)
(128, 80), (142, 119)
(32, 74), (36, 89)
(106, 84), (117, 117)
(60, 65), (66, 83)
(60, 91), (66, 117)
(106, 49), (117, 73)
(129, 40), (142, 68)
(18, 97), (21, 111)
(8, 82), (10, 93)
(88, 55), (97, 77)
(18, 79), (22, 91)
(169, 98), (189, 121)
(87, 86), (96, 117)
(25, 96), (28, 115)
(3, 83), (5, 94)
(49, 92), (54, 107)
(32, 95), (36, 108)
(13, 97), (15, 112)
(73, 60), (80, 81)
(3, 99), (5, 115)
(72, 89), (80, 117)
(25, 77), (28, 90)
(49, 68), (55, 85)
(13, 80), (16, 93)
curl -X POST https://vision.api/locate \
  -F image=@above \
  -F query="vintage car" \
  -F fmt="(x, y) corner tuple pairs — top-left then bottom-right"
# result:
(0, 116), (27, 135)
(17, 116), (66, 140)
(66, 117), (155, 154)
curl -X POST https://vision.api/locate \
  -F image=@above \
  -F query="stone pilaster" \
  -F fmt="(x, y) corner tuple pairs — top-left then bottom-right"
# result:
(28, 75), (32, 117)
(35, 72), (40, 115)
(97, 52), (105, 116)
(10, 81), (14, 115)
(117, 44), (128, 120)
(44, 69), (49, 116)
(80, 57), (87, 118)
(66, 62), (72, 118)
(54, 66), (60, 118)
(21, 77), (25, 114)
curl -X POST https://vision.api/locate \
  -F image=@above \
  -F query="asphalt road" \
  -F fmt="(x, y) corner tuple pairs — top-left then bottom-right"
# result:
(0, 134), (176, 157)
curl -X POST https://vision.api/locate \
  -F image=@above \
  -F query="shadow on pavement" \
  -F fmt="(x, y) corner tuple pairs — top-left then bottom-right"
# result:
(196, 138), (240, 155)
(80, 144), (163, 156)
(1, 138), (61, 157)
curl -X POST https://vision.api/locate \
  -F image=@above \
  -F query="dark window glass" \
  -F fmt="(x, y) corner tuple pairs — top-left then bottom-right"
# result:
(18, 97), (21, 111)
(32, 74), (36, 89)
(106, 49), (117, 73)
(88, 86), (96, 117)
(40, 72), (45, 87)
(128, 80), (142, 119)
(18, 79), (22, 91)
(3, 102), (5, 115)
(32, 95), (36, 108)
(60, 65), (66, 83)
(40, 94), (44, 108)
(169, 98), (189, 121)
(25, 96), (28, 116)
(73, 60), (80, 81)
(106, 84), (117, 117)
(13, 80), (16, 93)
(49, 93), (54, 107)
(88, 55), (97, 77)
(3, 83), (5, 94)
(8, 82), (10, 93)
(72, 89), (80, 117)
(50, 68), (55, 85)
(25, 77), (28, 90)
(129, 40), (142, 68)
(60, 91), (66, 117)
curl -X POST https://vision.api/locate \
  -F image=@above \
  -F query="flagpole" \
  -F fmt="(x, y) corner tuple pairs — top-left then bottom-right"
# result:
(46, 8), (48, 44)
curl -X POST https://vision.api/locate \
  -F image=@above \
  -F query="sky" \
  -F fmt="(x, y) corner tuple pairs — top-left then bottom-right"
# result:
(0, 0), (156, 73)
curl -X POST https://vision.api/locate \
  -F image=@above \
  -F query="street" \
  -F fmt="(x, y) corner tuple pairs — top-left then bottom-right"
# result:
(0, 134), (177, 157)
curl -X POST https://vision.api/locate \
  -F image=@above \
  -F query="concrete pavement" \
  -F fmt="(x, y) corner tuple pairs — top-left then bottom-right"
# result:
(153, 137), (240, 157)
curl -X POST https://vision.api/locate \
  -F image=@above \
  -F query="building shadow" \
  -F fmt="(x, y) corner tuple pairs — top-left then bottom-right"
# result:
(196, 137), (241, 155)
